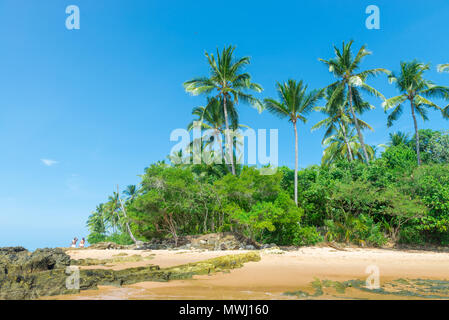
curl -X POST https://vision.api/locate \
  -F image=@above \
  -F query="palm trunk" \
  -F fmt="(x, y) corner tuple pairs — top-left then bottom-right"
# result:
(410, 98), (421, 166)
(293, 121), (298, 206)
(117, 186), (138, 244)
(340, 123), (354, 161)
(348, 85), (370, 164)
(223, 95), (236, 175)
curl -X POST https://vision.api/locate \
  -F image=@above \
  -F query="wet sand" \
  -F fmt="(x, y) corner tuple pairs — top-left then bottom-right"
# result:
(45, 247), (449, 300)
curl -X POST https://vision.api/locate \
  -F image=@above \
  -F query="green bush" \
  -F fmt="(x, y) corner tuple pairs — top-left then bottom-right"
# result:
(87, 232), (106, 245)
(399, 226), (426, 245)
(293, 226), (323, 246)
(105, 232), (134, 245)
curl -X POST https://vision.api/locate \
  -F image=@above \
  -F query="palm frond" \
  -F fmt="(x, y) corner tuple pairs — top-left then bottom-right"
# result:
(437, 64), (449, 73)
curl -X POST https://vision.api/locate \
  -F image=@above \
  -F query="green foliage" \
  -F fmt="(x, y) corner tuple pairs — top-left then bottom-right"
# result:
(411, 129), (449, 164)
(87, 130), (449, 247)
(293, 226), (324, 246)
(324, 214), (387, 247)
(86, 232), (134, 245)
(87, 232), (106, 244)
(400, 164), (449, 243)
(105, 232), (135, 245)
(379, 145), (417, 171)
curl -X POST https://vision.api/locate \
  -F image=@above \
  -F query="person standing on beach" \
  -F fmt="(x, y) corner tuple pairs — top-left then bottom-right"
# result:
(79, 238), (85, 248)
(71, 237), (78, 248)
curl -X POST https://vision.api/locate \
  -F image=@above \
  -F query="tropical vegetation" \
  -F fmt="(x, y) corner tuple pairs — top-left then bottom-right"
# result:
(87, 43), (449, 248)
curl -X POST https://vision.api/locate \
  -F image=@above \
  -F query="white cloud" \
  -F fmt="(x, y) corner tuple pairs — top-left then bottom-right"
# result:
(41, 159), (59, 166)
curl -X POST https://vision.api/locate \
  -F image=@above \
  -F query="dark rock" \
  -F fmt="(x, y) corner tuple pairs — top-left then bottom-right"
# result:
(137, 233), (260, 251)
(0, 247), (73, 299)
(87, 242), (130, 250)
(0, 247), (27, 254)
(0, 246), (260, 300)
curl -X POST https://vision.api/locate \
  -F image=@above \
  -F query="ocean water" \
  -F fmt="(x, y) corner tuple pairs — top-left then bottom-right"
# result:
(0, 225), (89, 251)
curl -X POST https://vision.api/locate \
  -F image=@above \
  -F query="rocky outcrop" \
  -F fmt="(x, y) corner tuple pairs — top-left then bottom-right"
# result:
(0, 247), (74, 300)
(86, 242), (130, 250)
(71, 254), (153, 266)
(0, 246), (260, 300)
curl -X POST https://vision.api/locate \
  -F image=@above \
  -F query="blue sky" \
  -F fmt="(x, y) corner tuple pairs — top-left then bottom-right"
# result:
(1, 0), (448, 250)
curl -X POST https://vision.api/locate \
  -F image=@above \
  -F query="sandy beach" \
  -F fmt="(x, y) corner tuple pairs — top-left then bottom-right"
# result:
(42, 246), (449, 300)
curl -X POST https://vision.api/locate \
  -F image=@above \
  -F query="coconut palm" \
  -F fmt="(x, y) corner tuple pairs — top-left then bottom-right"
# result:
(388, 131), (410, 147)
(123, 185), (138, 202)
(322, 126), (374, 165)
(87, 204), (106, 235)
(187, 97), (238, 132)
(312, 86), (373, 162)
(187, 97), (248, 173)
(184, 45), (263, 175)
(319, 41), (388, 164)
(383, 60), (449, 165)
(437, 64), (449, 113)
(438, 64), (449, 73)
(264, 80), (323, 205)
(104, 190), (137, 244)
(187, 97), (236, 157)
(105, 192), (121, 232)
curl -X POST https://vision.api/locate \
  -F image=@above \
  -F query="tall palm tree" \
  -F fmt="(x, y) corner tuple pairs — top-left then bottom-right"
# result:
(383, 61), (449, 165)
(312, 86), (373, 162)
(187, 97), (247, 173)
(264, 80), (322, 205)
(319, 41), (388, 164)
(184, 45), (263, 175)
(322, 126), (374, 165)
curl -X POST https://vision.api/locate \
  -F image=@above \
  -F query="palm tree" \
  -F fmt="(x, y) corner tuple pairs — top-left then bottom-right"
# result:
(322, 126), (374, 165)
(187, 97), (232, 162)
(116, 185), (138, 244)
(438, 64), (449, 73)
(104, 193), (120, 233)
(87, 204), (106, 235)
(264, 80), (322, 205)
(123, 185), (138, 202)
(437, 64), (449, 113)
(383, 60), (449, 165)
(312, 86), (373, 162)
(319, 41), (388, 164)
(104, 190), (137, 244)
(184, 45), (263, 175)
(388, 131), (410, 147)
(188, 97), (250, 172)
